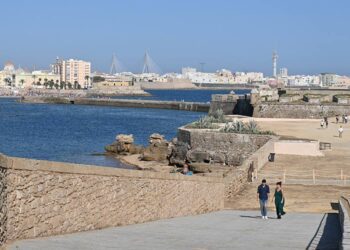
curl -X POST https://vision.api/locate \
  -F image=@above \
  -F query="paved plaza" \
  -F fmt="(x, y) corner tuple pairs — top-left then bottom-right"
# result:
(8, 210), (340, 250)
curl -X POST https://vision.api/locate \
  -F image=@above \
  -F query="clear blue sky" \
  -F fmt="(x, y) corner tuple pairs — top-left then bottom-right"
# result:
(1, 0), (349, 75)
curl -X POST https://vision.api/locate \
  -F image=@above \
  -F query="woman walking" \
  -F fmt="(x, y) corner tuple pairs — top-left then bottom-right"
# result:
(273, 182), (285, 219)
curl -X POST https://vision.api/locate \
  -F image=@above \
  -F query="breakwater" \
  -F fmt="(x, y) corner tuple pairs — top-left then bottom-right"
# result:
(21, 97), (210, 112)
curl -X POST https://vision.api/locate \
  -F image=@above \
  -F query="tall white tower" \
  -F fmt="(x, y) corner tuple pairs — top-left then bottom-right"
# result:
(272, 51), (278, 78)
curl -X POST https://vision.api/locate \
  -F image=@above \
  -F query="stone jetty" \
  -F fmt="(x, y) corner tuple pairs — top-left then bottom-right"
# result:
(21, 96), (210, 112)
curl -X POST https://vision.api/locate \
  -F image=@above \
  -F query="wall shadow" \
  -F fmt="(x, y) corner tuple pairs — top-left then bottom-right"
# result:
(306, 213), (341, 250)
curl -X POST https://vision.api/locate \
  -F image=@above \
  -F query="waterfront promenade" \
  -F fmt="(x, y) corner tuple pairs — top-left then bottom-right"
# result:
(8, 210), (340, 250)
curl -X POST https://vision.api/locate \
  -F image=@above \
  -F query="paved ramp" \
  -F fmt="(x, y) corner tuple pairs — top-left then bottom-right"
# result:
(8, 211), (341, 250)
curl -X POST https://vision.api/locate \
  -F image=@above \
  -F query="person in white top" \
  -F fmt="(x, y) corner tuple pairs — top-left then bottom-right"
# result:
(338, 126), (344, 138)
(320, 119), (325, 128)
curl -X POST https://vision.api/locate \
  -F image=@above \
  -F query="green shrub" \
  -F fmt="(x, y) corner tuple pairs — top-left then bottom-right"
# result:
(220, 120), (275, 135)
(188, 116), (219, 129)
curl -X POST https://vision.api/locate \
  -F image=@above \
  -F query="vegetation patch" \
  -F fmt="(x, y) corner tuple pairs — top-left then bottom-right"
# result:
(220, 120), (275, 135)
(186, 109), (226, 129)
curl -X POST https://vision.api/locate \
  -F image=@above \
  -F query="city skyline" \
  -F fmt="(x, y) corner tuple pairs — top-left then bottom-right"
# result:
(1, 0), (350, 75)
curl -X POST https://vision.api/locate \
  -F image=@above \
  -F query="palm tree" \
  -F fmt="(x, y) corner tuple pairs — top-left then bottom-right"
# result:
(49, 80), (54, 89)
(19, 79), (25, 87)
(32, 75), (37, 86)
(74, 81), (78, 89)
(4, 78), (11, 86)
(44, 78), (48, 88)
(11, 74), (16, 87)
(84, 75), (90, 89)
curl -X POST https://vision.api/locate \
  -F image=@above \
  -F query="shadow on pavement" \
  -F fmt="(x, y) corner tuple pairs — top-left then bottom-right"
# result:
(239, 215), (278, 220)
(306, 213), (341, 250)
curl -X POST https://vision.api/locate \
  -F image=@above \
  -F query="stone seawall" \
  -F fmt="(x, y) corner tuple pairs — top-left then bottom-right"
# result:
(21, 97), (210, 113)
(254, 103), (350, 118)
(176, 128), (275, 199)
(0, 155), (224, 246)
(177, 128), (271, 166)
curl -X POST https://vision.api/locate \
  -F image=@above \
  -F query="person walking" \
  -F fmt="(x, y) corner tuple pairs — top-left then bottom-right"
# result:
(345, 114), (348, 124)
(257, 179), (270, 219)
(273, 182), (285, 219)
(320, 119), (324, 128)
(324, 117), (328, 128)
(338, 126), (344, 138)
(336, 115), (339, 124)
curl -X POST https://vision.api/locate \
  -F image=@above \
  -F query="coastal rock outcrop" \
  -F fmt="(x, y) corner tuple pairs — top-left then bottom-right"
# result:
(105, 134), (143, 155)
(168, 138), (190, 166)
(141, 134), (169, 162)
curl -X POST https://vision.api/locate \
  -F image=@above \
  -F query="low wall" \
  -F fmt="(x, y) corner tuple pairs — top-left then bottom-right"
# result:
(339, 196), (350, 249)
(177, 128), (271, 166)
(254, 103), (350, 118)
(274, 140), (323, 156)
(224, 138), (277, 199)
(0, 155), (224, 246)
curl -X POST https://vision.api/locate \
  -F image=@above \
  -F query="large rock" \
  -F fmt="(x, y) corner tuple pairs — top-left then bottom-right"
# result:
(187, 149), (211, 163)
(141, 134), (169, 162)
(149, 133), (165, 144)
(168, 139), (190, 166)
(105, 134), (143, 155)
(116, 134), (134, 144)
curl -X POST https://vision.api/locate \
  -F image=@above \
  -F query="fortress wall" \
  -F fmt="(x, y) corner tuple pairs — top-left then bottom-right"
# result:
(254, 103), (350, 119)
(177, 128), (275, 199)
(0, 155), (224, 246)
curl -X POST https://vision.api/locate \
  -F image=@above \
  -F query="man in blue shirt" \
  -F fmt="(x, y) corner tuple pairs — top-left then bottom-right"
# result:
(257, 179), (270, 219)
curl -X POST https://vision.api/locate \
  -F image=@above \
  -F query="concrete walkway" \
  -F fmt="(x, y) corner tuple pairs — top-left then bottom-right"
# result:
(8, 210), (341, 250)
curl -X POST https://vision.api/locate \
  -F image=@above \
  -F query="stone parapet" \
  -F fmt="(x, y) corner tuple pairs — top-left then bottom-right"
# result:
(253, 103), (350, 119)
(339, 196), (350, 250)
(0, 154), (224, 246)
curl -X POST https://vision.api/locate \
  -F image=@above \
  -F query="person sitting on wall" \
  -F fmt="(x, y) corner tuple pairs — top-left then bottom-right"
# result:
(182, 163), (193, 176)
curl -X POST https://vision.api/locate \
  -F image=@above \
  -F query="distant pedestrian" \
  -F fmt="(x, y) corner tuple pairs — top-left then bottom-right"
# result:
(273, 182), (285, 219)
(320, 119), (325, 128)
(342, 114), (345, 123)
(324, 117), (328, 128)
(336, 115), (339, 124)
(345, 114), (348, 124)
(257, 179), (270, 219)
(338, 126), (344, 138)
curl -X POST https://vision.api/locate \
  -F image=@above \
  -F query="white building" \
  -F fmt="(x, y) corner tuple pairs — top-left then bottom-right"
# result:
(53, 58), (91, 88)
(279, 68), (288, 77)
(287, 75), (321, 86)
(181, 67), (264, 84)
(0, 62), (60, 88)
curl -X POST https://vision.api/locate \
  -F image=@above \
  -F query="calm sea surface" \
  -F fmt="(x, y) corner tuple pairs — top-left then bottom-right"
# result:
(0, 89), (250, 168)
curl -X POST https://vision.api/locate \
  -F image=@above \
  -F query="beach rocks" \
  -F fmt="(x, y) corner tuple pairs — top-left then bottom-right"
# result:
(141, 134), (169, 162)
(168, 139), (190, 166)
(105, 134), (143, 155)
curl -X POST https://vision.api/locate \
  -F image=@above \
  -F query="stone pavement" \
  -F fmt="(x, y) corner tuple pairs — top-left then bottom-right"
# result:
(8, 210), (341, 250)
